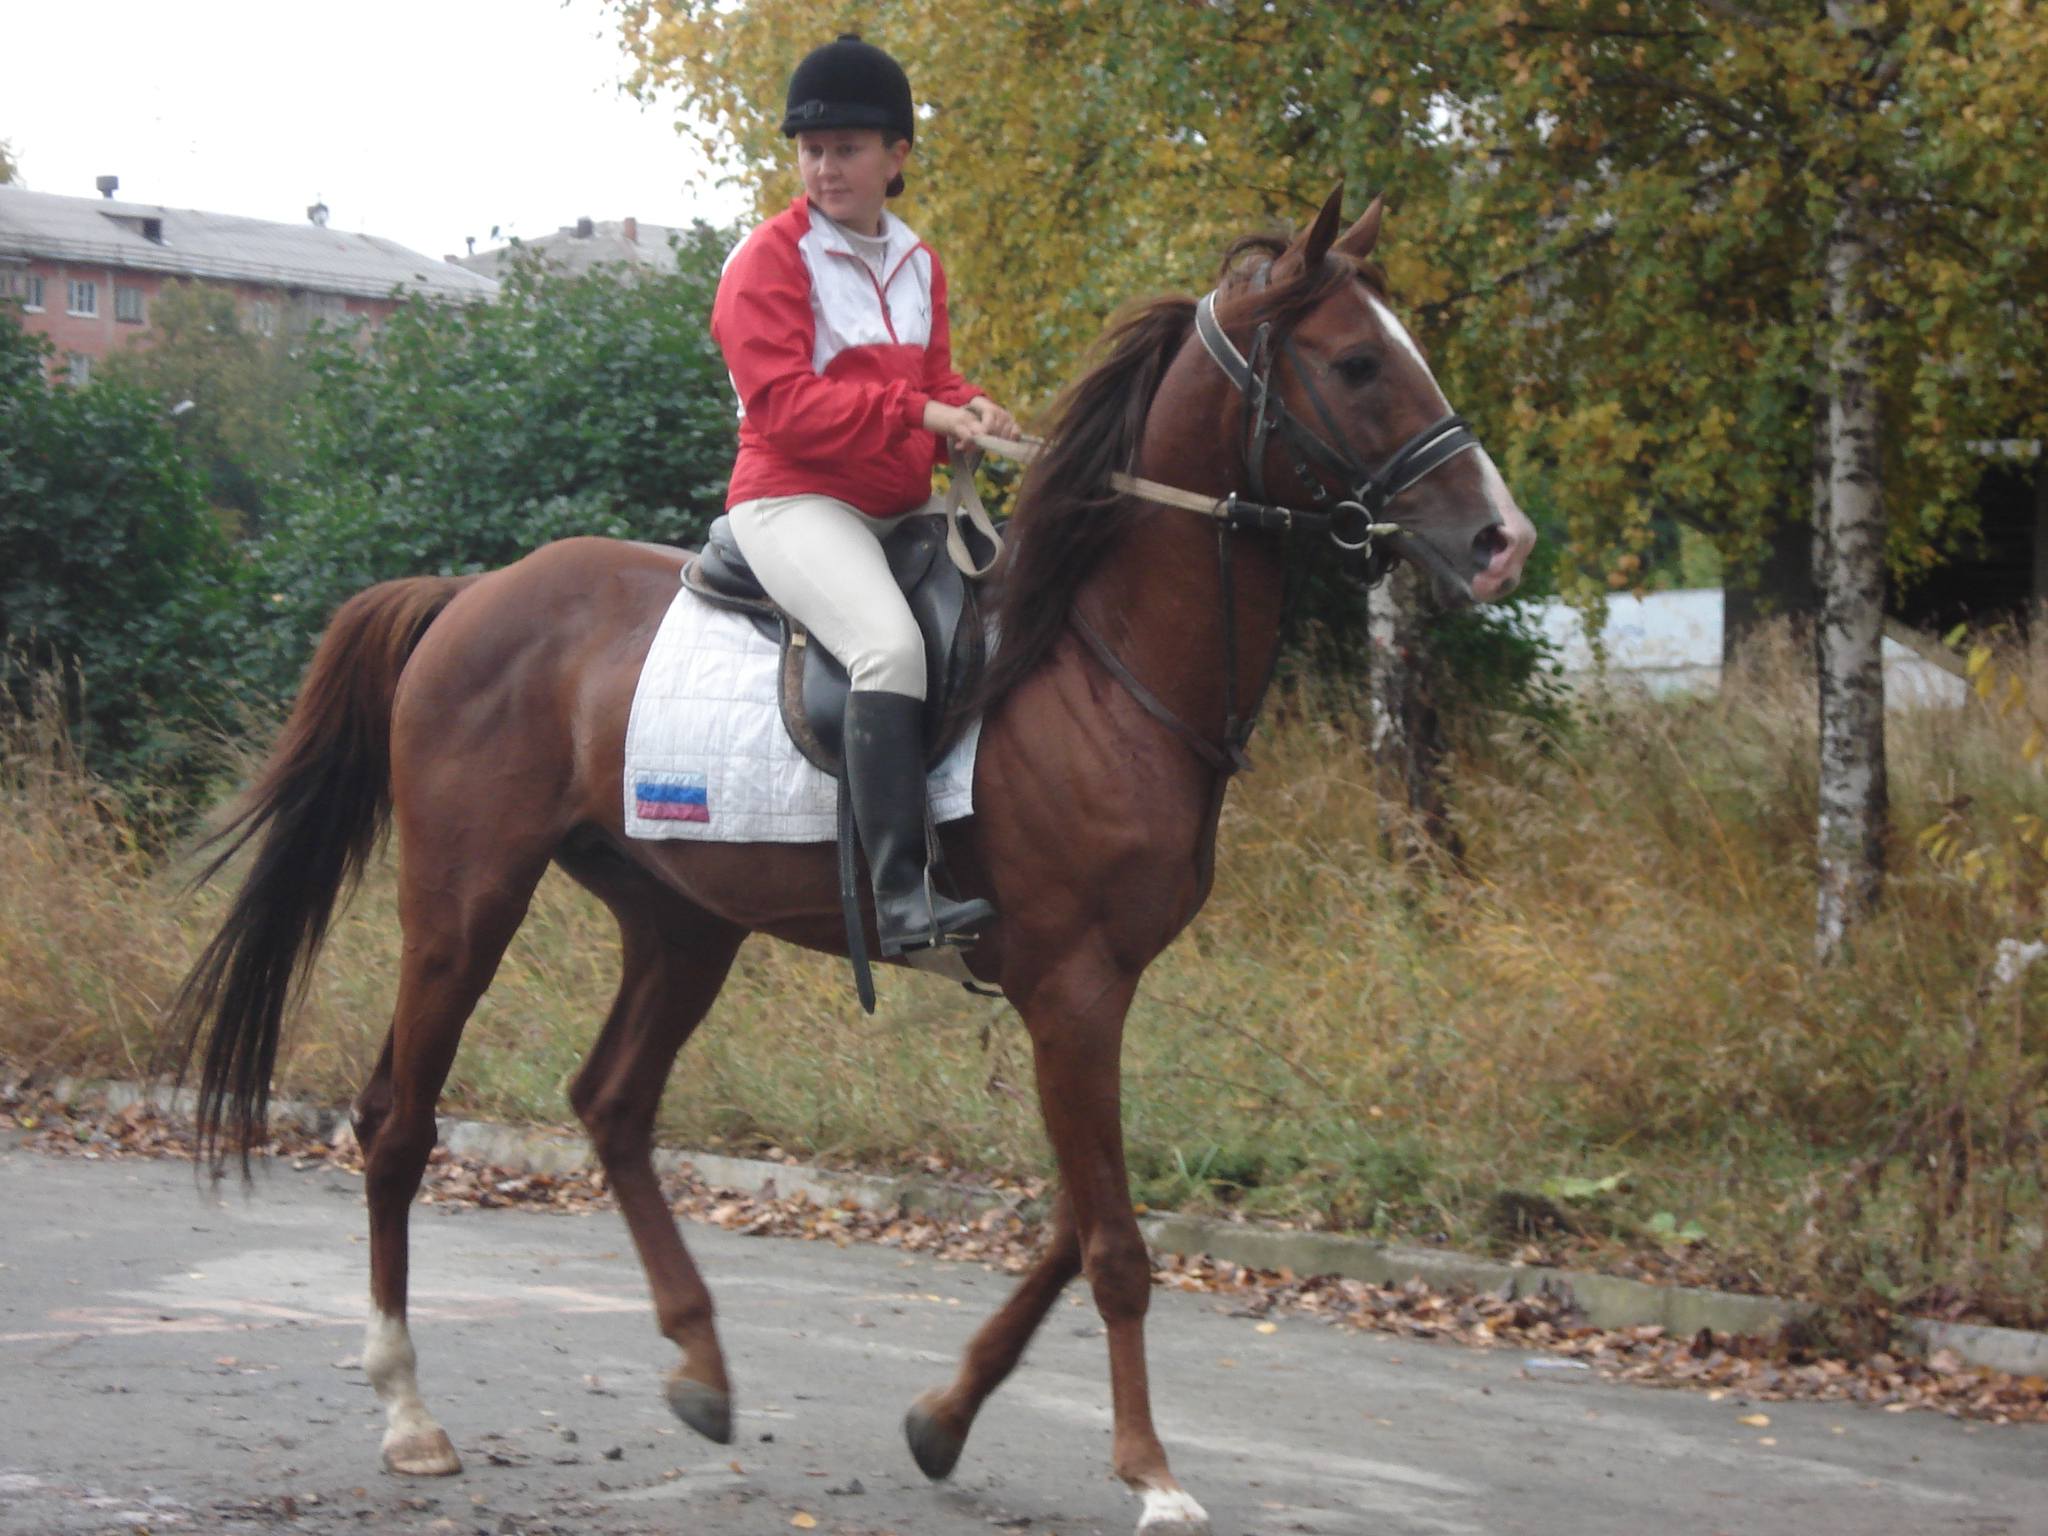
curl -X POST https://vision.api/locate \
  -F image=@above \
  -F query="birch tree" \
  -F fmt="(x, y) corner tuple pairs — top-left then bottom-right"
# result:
(1812, 0), (1892, 956)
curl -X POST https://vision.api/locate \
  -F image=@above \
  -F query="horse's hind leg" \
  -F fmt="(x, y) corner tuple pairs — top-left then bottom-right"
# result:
(562, 856), (745, 1442)
(904, 1190), (1080, 1476)
(352, 835), (550, 1477)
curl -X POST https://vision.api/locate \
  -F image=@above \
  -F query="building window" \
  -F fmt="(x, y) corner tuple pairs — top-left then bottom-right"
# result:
(23, 275), (45, 312)
(67, 280), (97, 317)
(66, 352), (92, 386)
(115, 286), (146, 324)
(248, 299), (277, 336)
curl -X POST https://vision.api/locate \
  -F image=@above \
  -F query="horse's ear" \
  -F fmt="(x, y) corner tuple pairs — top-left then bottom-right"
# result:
(1334, 194), (1385, 259)
(1299, 182), (1347, 269)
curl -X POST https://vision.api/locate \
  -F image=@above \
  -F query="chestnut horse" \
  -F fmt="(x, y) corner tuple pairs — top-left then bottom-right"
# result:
(174, 187), (1532, 1536)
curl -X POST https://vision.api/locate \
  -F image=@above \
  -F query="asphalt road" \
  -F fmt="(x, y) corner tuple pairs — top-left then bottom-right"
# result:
(0, 1136), (2041, 1536)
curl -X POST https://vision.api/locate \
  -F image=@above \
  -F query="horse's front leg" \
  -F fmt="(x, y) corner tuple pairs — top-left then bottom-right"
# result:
(904, 1189), (1081, 1478)
(1018, 956), (1208, 1536)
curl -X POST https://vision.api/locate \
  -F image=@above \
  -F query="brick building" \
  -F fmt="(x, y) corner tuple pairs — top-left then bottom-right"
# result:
(0, 183), (497, 383)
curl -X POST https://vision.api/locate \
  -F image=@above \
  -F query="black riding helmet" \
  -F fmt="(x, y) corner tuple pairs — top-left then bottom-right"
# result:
(782, 34), (915, 198)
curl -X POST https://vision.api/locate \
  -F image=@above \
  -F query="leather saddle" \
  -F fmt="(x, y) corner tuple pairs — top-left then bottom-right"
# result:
(680, 512), (986, 777)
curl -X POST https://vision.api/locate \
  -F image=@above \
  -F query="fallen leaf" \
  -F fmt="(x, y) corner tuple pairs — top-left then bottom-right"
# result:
(1738, 1413), (1770, 1428)
(1255, 1322), (1278, 1335)
(792, 1515), (817, 1529)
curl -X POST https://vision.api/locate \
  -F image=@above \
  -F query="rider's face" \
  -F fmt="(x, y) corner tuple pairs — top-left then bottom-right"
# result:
(796, 129), (909, 236)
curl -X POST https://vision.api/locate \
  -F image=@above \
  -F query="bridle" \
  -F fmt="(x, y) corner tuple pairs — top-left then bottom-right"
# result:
(1060, 263), (1493, 776)
(943, 261), (1496, 775)
(1191, 279), (1483, 584)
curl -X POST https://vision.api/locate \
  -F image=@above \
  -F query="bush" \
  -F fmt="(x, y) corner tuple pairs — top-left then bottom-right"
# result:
(242, 227), (741, 702)
(0, 312), (235, 797)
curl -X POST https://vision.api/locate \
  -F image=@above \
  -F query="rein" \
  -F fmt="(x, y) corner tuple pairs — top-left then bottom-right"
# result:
(961, 434), (1404, 543)
(942, 278), (1490, 778)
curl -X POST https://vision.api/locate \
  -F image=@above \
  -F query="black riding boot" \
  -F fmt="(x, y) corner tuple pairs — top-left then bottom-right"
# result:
(843, 690), (995, 956)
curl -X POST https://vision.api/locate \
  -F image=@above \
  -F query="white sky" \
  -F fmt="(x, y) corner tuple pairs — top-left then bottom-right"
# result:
(2, 0), (752, 260)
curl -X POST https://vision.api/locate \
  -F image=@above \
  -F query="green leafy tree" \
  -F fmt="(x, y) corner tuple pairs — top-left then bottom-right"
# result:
(99, 279), (309, 535)
(242, 227), (739, 700)
(0, 140), (17, 184)
(1449, 0), (2045, 952)
(0, 311), (236, 796)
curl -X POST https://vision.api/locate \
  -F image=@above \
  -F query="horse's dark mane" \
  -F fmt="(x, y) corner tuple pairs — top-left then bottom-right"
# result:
(971, 294), (1195, 711)
(973, 233), (1370, 712)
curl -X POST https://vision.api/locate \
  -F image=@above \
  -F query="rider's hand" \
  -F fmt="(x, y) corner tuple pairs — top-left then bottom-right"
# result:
(922, 400), (982, 450)
(964, 397), (1019, 442)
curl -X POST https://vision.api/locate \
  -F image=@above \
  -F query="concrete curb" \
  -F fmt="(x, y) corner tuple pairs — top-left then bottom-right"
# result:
(33, 1076), (2048, 1379)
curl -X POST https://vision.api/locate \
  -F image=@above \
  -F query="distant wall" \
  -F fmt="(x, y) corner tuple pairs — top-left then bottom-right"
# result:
(1515, 590), (1964, 710)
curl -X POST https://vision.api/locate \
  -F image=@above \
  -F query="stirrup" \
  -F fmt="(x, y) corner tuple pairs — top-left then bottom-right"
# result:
(876, 878), (994, 960)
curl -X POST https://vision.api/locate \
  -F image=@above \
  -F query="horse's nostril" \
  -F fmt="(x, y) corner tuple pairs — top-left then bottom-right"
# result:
(1472, 523), (1509, 566)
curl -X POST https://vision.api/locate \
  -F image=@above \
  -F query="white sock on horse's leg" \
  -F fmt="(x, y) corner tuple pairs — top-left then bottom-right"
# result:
(1136, 1485), (1212, 1535)
(364, 1310), (461, 1476)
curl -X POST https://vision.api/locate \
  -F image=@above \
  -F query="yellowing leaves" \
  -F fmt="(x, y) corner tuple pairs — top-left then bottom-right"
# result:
(615, 0), (2048, 594)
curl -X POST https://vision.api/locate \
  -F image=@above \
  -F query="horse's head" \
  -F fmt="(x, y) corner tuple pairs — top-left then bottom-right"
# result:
(1208, 185), (1535, 604)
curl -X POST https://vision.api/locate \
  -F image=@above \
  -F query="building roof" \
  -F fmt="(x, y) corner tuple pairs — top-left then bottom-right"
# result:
(0, 185), (498, 304)
(454, 217), (691, 281)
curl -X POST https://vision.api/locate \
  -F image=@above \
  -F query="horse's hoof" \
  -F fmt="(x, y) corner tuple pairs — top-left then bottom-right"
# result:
(666, 1376), (733, 1444)
(381, 1426), (462, 1477)
(1136, 1487), (1211, 1536)
(904, 1393), (966, 1481)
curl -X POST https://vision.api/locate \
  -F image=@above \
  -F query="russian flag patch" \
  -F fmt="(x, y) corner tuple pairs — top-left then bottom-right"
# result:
(635, 774), (710, 823)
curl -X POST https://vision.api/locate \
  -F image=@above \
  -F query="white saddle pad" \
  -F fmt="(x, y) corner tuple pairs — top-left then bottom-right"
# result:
(622, 581), (980, 844)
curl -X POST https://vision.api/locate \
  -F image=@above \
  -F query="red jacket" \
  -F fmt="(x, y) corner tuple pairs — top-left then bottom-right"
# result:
(712, 197), (981, 516)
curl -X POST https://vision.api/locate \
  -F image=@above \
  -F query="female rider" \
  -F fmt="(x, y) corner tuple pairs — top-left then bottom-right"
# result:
(711, 34), (1017, 957)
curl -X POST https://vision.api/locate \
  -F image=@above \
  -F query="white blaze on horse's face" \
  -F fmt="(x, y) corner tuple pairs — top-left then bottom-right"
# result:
(1365, 293), (1448, 410)
(1362, 289), (1536, 602)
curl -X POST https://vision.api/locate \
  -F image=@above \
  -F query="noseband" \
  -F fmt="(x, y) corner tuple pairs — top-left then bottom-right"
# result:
(1066, 270), (1495, 778)
(1192, 286), (1483, 579)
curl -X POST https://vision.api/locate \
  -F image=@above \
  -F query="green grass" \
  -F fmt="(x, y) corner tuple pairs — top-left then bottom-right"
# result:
(3, 624), (2044, 1326)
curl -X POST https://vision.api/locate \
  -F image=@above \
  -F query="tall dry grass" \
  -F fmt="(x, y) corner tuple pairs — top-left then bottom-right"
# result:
(3, 624), (2043, 1322)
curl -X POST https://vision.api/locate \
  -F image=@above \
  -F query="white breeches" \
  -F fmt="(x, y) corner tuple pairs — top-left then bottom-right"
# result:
(726, 493), (928, 698)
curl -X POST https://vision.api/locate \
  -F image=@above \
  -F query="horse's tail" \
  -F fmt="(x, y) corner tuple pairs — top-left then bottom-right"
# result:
(172, 573), (479, 1173)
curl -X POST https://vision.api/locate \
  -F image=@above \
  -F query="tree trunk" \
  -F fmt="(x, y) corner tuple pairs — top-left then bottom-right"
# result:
(1368, 562), (1463, 864)
(1813, 183), (1889, 962)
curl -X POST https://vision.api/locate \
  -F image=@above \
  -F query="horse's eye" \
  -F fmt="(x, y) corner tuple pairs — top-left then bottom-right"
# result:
(1334, 353), (1380, 386)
